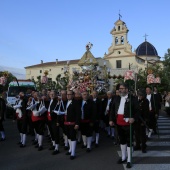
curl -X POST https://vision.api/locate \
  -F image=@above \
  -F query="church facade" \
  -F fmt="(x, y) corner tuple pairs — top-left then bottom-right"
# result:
(25, 18), (160, 90)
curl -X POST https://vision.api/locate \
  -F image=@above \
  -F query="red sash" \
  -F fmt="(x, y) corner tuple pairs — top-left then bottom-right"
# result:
(47, 111), (51, 121)
(31, 112), (45, 122)
(16, 113), (23, 120)
(117, 114), (130, 126)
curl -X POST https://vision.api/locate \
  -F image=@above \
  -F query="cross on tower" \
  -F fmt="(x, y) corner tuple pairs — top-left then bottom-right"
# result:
(143, 33), (148, 42)
(119, 10), (122, 20)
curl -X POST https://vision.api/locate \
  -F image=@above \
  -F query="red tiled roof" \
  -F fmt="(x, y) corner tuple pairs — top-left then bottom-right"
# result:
(25, 59), (80, 68)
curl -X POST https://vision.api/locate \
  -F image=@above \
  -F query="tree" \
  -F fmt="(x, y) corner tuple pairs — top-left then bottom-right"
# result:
(0, 71), (16, 93)
(163, 48), (170, 90)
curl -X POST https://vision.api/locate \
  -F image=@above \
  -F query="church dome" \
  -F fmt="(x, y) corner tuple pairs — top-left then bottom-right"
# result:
(136, 41), (158, 56)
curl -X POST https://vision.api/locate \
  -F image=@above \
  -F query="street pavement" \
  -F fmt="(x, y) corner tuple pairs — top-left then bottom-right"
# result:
(0, 110), (170, 170)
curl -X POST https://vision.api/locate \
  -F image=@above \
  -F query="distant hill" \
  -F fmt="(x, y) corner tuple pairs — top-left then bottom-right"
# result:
(0, 65), (25, 79)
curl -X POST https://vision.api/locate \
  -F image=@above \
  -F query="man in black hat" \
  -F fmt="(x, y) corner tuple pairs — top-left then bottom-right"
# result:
(134, 89), (149, 153)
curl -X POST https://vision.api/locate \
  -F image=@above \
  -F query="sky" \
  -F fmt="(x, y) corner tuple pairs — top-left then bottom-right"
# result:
(0, 0), (170, 69)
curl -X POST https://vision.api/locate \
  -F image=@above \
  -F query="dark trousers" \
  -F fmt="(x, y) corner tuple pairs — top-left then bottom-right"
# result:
(134, 123), (146, 150)
(0, 120), (4, 131)
(117, 125), (133, 147)
(47, 121), (55, 140)
(33, 120), (45, 135)
(27, 111), (34, 135)
(51, 121), (60, 144)
(80, 122), (93, 137)
(104, 114), (109, 127)
(65, 125), (77, 141)
(17, 119), (27, 134)
(93, 121), (100, 133)
(147, 111), (157, 131)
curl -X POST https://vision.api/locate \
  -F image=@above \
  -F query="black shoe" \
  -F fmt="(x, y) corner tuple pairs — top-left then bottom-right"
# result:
(86, 148), (91, 153)
(49, 146), (55, 150)
(52, 150), (60, 155)
(20, 144), (26, 148)
(64, 146), (69, 150)
(117, 158), (127, 164)
(32, 140), (38, 145)
(134, 146), (141, 151)
(17, 142), (22, 145)
(65, 152), (71, 155)
(77, 141), (81, 145)
(70, 156), (75, 160)
(142, 149), (147, 153)
(81, 145), (87, 149)
(154, 131), (158, 135)
(35, 144), (39, 148)
(38, 146), (43, 151)
(0, 138), (6, 141)
(95, 144), (99, 148)
(113, 142), (118, 145)
(111, 136), (115, 139)
(126, 162), (132, 168)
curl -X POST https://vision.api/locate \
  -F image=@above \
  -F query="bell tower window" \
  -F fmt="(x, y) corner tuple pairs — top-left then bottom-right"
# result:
(115, 37), (118, 45)
(118, 26), (120, 31)
(121, 36), (124, 44)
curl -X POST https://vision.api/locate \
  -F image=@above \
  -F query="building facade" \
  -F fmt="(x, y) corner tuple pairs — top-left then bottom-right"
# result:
(25, 18), (160, 90)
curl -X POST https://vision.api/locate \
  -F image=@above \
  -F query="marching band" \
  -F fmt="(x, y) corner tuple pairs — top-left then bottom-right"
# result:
(0, 85), (162, 169)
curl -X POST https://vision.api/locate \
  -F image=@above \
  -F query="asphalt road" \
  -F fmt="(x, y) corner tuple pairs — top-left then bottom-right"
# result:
(0, 120), (123, 170)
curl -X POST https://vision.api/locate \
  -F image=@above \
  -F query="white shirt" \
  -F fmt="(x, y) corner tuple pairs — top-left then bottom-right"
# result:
(117, 95), (128, 115)
(48, 99), (53, 112)
(93, 98), (96, 102)
(81, 100), (86, 119)
(65, 100), (72, 115)
(147, 94), (152, 110)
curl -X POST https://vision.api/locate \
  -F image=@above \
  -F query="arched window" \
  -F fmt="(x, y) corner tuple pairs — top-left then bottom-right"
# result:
(118, 26), (120, 31)
(121, 36), (124, 44)
(115, 37), (118, 45)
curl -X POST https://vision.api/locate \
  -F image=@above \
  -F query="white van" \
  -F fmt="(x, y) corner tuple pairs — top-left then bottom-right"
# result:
(7, 80), (36, 106)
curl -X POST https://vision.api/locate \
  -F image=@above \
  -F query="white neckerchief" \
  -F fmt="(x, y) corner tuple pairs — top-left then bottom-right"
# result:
(58, 100), (65, 112)
(81, 100), (86, 119)
(117, 94), (128, 115)
(106, 98), (111, 111)
(93, 98), (97, 102)
(65, 100), (72, 115)
(48, 99), (53, 112)
(147, 94), (152, 110)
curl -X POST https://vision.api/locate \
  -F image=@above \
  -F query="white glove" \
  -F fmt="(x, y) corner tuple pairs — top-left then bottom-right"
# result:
(13, 104), (22, 110)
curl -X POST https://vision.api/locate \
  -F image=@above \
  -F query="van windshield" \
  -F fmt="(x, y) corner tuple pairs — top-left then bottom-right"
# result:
(8, 86), (36, 97)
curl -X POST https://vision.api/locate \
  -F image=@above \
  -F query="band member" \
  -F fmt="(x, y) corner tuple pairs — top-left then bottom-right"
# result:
(153, 86), (162, 112)
(74, 90), (82, 144)
(91, 90), (102, 147)
(146, 86), (159, 137)
(80, 91), (94, 152)
(134, 89), (149, 153)
(64, 90), (81, 160)
(47, 91), (58, 150)
(0, 97), (6, 141)
(31, 92), (47, 151)
(102, 91), (114, 138)
(51, 90), (68, 155)
(13, 92), (27, 147)
(109, 83), (138, 169)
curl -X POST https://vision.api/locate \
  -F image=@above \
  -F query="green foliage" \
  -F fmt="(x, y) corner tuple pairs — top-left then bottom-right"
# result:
(136, 48), (170, 92)
(0, 71), (16, 93)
